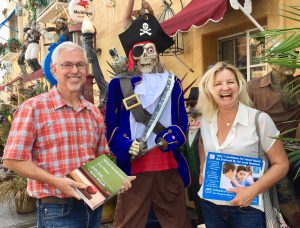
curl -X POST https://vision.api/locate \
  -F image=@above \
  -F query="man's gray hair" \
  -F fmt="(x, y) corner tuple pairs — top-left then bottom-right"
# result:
(52, 41), (88, 64)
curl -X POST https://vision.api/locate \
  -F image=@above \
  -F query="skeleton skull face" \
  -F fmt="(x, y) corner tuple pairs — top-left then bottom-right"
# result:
(132, 42), (157, 73)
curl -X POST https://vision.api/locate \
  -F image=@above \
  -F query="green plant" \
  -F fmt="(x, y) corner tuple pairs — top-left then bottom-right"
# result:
(0, 173), (35, 213)
(0, 42), (7, 56)
(252, 5), (300, 180)
(252, 6), (300, 68)
(276, 127), (300, 180)
(25, 0), (48, 21)
(0, 106), (13, 148)
(7, 38), (22, 52)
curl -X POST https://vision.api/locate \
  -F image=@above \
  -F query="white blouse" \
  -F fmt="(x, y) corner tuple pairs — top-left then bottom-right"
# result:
(198, 103), (279, 211)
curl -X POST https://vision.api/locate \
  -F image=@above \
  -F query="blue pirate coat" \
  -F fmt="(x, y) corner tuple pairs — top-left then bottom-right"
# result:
(105, 74), (190, 187)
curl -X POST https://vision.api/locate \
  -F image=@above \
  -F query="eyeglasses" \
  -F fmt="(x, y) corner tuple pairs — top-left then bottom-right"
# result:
(58, 62), (87, 71)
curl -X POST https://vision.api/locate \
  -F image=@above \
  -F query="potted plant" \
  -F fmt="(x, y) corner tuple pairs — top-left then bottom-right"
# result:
(25, 0), (47, 21)
(7, 38), (22, 52)
(0, 42), (7, 56)
(0, 105), (36, 214)
(0, 173), (36, 214)
(0, 104), (13, 150)
(252, 5), (300, 180)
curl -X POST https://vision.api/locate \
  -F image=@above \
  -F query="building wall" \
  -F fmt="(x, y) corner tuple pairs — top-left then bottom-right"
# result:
(1, 0), (299, 103)
(92, 0), (299, 97)
(93, 0), (194, 92)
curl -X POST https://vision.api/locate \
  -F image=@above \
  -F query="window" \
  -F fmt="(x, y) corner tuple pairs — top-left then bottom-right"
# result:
(218, 29), (267, 81)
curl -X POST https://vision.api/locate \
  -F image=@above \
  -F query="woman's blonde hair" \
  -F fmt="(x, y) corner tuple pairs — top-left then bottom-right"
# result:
(196, 61), (252, 120)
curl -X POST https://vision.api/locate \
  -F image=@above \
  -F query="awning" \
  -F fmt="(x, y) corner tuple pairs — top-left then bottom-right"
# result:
(161, 0), (227, 36)
(0, 8), (18, 34)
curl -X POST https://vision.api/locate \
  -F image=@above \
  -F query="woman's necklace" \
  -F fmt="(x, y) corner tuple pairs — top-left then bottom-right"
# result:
(218, 113), (234, 127)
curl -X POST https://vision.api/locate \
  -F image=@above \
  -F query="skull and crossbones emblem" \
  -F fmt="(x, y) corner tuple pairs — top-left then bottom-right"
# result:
(140, 23), (152, 36)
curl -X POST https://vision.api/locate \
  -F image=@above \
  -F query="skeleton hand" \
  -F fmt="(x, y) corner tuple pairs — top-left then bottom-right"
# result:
(142, 1), (154, 15)
(229, 0), (239, 10)
(129, 140), (141, 158)
(243, 0), (252, 14)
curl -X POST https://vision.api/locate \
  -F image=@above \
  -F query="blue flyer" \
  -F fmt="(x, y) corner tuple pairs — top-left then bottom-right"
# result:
(202, 152), (265, 206)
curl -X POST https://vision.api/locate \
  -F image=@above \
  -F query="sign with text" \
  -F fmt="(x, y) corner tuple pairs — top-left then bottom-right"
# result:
(69, 0), (95, 22)
(202, 152), (264, 206)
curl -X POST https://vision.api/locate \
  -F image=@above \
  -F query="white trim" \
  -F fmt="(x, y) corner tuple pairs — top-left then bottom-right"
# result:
(218, 28), (268, 81)
(36, 1), (69, 23)
(169, 17), (224, 37)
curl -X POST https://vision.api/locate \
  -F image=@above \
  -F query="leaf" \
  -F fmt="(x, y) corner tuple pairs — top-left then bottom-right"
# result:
(106, 61), (116, 73)
(288, 150), (300, 161)
(107, 70), (115, 76)
(293, 168), (300, 181)
(293, 159), (300, 169)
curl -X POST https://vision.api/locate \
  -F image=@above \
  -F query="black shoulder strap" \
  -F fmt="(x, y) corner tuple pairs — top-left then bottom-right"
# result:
(120, 77), (166, 135)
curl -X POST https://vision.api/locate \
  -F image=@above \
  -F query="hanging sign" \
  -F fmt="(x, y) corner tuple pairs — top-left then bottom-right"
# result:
(68, 0), (95, 22)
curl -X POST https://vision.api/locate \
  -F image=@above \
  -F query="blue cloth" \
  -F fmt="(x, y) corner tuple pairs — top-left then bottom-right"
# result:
(105, 75), (190, 186)
(200, 199), (266, 228)
(234, 177), (247, 187)
(37, 199), (102, 228)
(233, 177), (253, 187)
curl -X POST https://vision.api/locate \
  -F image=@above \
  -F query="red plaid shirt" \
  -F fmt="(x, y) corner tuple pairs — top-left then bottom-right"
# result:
(3, 87), (108, 198)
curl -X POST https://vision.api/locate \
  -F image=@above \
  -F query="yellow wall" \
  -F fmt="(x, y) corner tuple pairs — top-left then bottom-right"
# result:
(92, 0), (299, 98)
(1, 0), (300, 103)
(93, 0), (196, 91)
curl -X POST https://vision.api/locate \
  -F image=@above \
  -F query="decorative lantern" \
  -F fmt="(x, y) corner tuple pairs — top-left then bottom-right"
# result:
(81, 16), (96, 104)
(159, 0), (184, 56)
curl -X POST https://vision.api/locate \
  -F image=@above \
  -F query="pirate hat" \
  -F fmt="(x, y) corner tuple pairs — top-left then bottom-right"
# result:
(185, 87), (199, 108)
(119, 13), (173, 56)
(185, 87), (199, 101)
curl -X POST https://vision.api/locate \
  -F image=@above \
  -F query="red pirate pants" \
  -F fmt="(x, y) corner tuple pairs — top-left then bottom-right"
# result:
(113, 169), (191, 228)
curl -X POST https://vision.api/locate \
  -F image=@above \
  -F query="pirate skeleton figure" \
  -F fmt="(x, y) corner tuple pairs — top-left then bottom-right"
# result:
(105, 13), (191, 228)
(17, 26), (30, 76)
(24, 23), (45, 72)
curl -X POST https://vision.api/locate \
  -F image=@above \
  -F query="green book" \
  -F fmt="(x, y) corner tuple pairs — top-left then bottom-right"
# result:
(66, 154), (127, 210)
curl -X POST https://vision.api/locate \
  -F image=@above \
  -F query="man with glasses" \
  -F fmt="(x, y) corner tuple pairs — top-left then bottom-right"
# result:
(3, 42), (134, 228)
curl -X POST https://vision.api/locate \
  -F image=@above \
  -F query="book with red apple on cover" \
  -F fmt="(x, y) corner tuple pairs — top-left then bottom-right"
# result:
(66, 154), (127, 210)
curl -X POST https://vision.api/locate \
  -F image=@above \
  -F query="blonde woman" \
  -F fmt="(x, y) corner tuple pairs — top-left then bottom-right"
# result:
(197, 62), (288, 228)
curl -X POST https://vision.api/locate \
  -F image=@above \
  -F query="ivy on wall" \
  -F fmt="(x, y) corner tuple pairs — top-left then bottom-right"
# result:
(24, 0), (48, 21)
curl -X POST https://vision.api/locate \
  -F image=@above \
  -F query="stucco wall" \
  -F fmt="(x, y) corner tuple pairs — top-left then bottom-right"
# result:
(2, 0), (299, 103)
(92, 0), (299, 97)
(93, 0), (195, 92)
